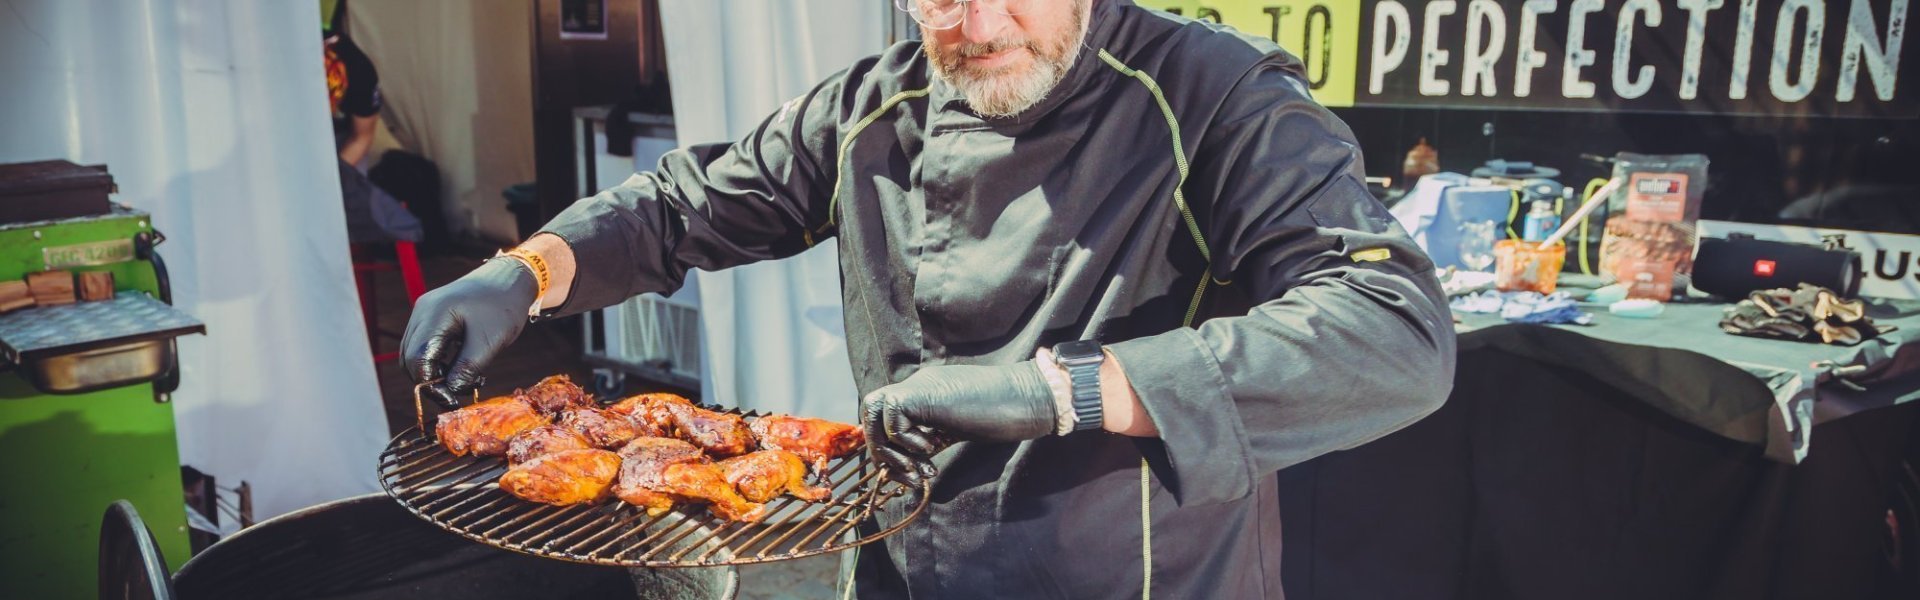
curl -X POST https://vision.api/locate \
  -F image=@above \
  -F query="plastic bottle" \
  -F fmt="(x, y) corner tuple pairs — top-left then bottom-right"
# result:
(1522, 200), (1561, 243)
(1402, 138), (1439, 190)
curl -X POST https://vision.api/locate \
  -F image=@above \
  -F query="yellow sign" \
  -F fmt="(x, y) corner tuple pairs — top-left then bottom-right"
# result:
(1135, 0), (1361, 107)
(42, 239), (134, 270)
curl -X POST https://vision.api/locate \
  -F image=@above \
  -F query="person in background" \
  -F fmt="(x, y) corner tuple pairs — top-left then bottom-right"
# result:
(324, 0), (382, 167)
(323, 0), (419, 245)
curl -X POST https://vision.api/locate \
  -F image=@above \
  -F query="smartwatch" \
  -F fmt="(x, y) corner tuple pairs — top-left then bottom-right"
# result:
(1051, 340), (1106, 432)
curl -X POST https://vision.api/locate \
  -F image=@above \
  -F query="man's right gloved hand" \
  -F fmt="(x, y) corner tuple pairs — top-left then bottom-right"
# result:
(401, 258), (540, 408)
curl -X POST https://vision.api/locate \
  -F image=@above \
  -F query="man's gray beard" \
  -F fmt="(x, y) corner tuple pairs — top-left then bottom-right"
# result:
(926, 6), (1088, 118)
(945, 56), (1069, 118)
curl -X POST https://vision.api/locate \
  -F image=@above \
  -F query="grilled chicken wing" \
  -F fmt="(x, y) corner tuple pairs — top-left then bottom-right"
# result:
(436, 396), (551, 457)
(498, 448), (620, 506)
(718, 450), (829, 503)
(610, 438), (703, 515)
(613, 437), (766, 522)
(609, 393), (755, 457)
(507, 424), (593, 465)
(605, 393), (686, 436)
(516, 374), (592, 415)
(749, 416), (864, 472)
(557, 405), (643, 449)
(673, 405), (757, 457)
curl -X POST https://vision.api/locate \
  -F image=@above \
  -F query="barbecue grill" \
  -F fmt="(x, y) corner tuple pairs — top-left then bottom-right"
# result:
(380, 393), (929, 568)
(101, 493), (721, 600)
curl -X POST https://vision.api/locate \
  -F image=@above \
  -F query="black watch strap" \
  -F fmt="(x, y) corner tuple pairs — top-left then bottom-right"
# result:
(1053, 340), (1106, 432)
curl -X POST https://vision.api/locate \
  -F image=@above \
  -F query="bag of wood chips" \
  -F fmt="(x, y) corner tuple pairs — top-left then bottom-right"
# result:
(1599, 153), (1709, 301)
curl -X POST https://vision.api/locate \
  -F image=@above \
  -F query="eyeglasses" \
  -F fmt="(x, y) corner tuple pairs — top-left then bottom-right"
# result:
(894, 0), (1031, 31)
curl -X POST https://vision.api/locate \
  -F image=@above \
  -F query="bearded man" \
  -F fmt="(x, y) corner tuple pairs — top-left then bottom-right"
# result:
(402, 1), (1456, 597)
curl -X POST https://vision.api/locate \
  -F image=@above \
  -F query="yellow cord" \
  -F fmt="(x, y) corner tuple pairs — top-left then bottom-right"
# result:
(1096, 47), (1230, 600)
(826, 51), (1214, 600)
(1506, 190), (1521, 241)
(823, 88), (934, 600)
(1140, 456), (1153, 598)
(1579, 178), (1609, 275)
(1183, 276), (1210, 331)
(809, 88), (932, 246)
(840, 548), (858, 600)
(1097, 50), (1205, 264)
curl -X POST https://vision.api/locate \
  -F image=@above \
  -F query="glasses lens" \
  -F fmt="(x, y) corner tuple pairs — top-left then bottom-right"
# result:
(896, 0), (968, 29)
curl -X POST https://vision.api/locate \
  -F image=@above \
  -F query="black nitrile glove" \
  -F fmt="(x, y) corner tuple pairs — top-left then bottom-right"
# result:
(401, 258), (539, 408)
(861, 362), (1057, 488)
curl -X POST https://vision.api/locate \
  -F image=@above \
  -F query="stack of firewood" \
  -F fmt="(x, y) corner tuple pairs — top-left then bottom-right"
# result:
(0, 269), (115, 315)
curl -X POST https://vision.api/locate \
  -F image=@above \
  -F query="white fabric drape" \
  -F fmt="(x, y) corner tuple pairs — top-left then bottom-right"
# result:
(657, 0), (888, 422)
(0, 0), (386, 523)
(346, 1), (535, 245)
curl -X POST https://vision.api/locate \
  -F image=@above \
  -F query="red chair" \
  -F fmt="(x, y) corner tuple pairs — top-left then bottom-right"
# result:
(352, 240), (426, 363)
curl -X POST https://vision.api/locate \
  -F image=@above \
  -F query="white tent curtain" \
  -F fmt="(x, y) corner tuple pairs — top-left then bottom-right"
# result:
(0, 0), (386, 523)
(346, 1), (535, 245)
(657, 0), (889, 422)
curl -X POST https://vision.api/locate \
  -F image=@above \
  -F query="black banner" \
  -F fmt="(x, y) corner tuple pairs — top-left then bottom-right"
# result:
(1146, 0), (1917, 117)
(1360, 0), (1915, 116)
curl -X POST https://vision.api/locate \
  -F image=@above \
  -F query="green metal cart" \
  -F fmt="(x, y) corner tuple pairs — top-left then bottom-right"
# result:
(0, 206), (204, 599)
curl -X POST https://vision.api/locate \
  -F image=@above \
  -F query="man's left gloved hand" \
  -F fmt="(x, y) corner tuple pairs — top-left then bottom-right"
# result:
(861, 362), (1058, 488)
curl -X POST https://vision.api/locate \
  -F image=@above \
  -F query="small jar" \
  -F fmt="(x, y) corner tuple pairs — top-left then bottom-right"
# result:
(1494, 240), (1567, 294)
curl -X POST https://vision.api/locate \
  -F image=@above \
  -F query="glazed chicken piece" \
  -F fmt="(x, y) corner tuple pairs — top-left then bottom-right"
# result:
(557, 405), (644, 449)
(718, 450), (830, 503)
(673, 405), (757, 457)
(613, 437), (766, 522)
(608, 393), (755, 457)
(516, 374), (593, 416)
(605, 393), (686, 436)
(610, 438), (703, 515)
(436, 395), (551, 457)
(507, 424), (593, 465)
(749, 416), (864, 472)
(498, 448), (621, 506)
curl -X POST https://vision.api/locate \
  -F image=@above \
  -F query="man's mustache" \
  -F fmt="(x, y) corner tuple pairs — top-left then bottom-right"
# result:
(953, 37), (1030, 60)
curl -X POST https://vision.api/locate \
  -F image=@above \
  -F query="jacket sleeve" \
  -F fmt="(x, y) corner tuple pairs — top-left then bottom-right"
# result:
(534, 70), (854, 316)
(1105, 60), (1457, 508)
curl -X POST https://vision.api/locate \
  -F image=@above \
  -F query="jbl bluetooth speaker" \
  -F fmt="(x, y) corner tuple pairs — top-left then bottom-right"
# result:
(1692, 234), (1861, 299)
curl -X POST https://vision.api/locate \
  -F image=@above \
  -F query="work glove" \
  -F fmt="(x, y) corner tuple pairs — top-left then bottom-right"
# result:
(861, 362), (1057, 488)
(401, 258), (539, 408)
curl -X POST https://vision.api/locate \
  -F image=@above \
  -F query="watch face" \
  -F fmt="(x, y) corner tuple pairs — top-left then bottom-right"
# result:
(1054, 339), (1102, 361)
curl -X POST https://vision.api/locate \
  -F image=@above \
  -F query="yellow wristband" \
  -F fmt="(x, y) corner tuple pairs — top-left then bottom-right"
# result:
(500, 247), (551, 315)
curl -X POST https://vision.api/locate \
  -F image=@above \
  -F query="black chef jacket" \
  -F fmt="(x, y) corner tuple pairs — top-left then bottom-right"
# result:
(538, 1), (1456, 597)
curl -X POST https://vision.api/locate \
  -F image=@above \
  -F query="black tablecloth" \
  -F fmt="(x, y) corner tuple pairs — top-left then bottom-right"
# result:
(1279, 287), (1920, 600)
(1454, 288), (1920, 463)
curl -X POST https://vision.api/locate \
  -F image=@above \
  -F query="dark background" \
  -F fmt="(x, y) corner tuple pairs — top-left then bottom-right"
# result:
(1335, 0), (1919, 233)
(1336, 107), (1920, 233)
